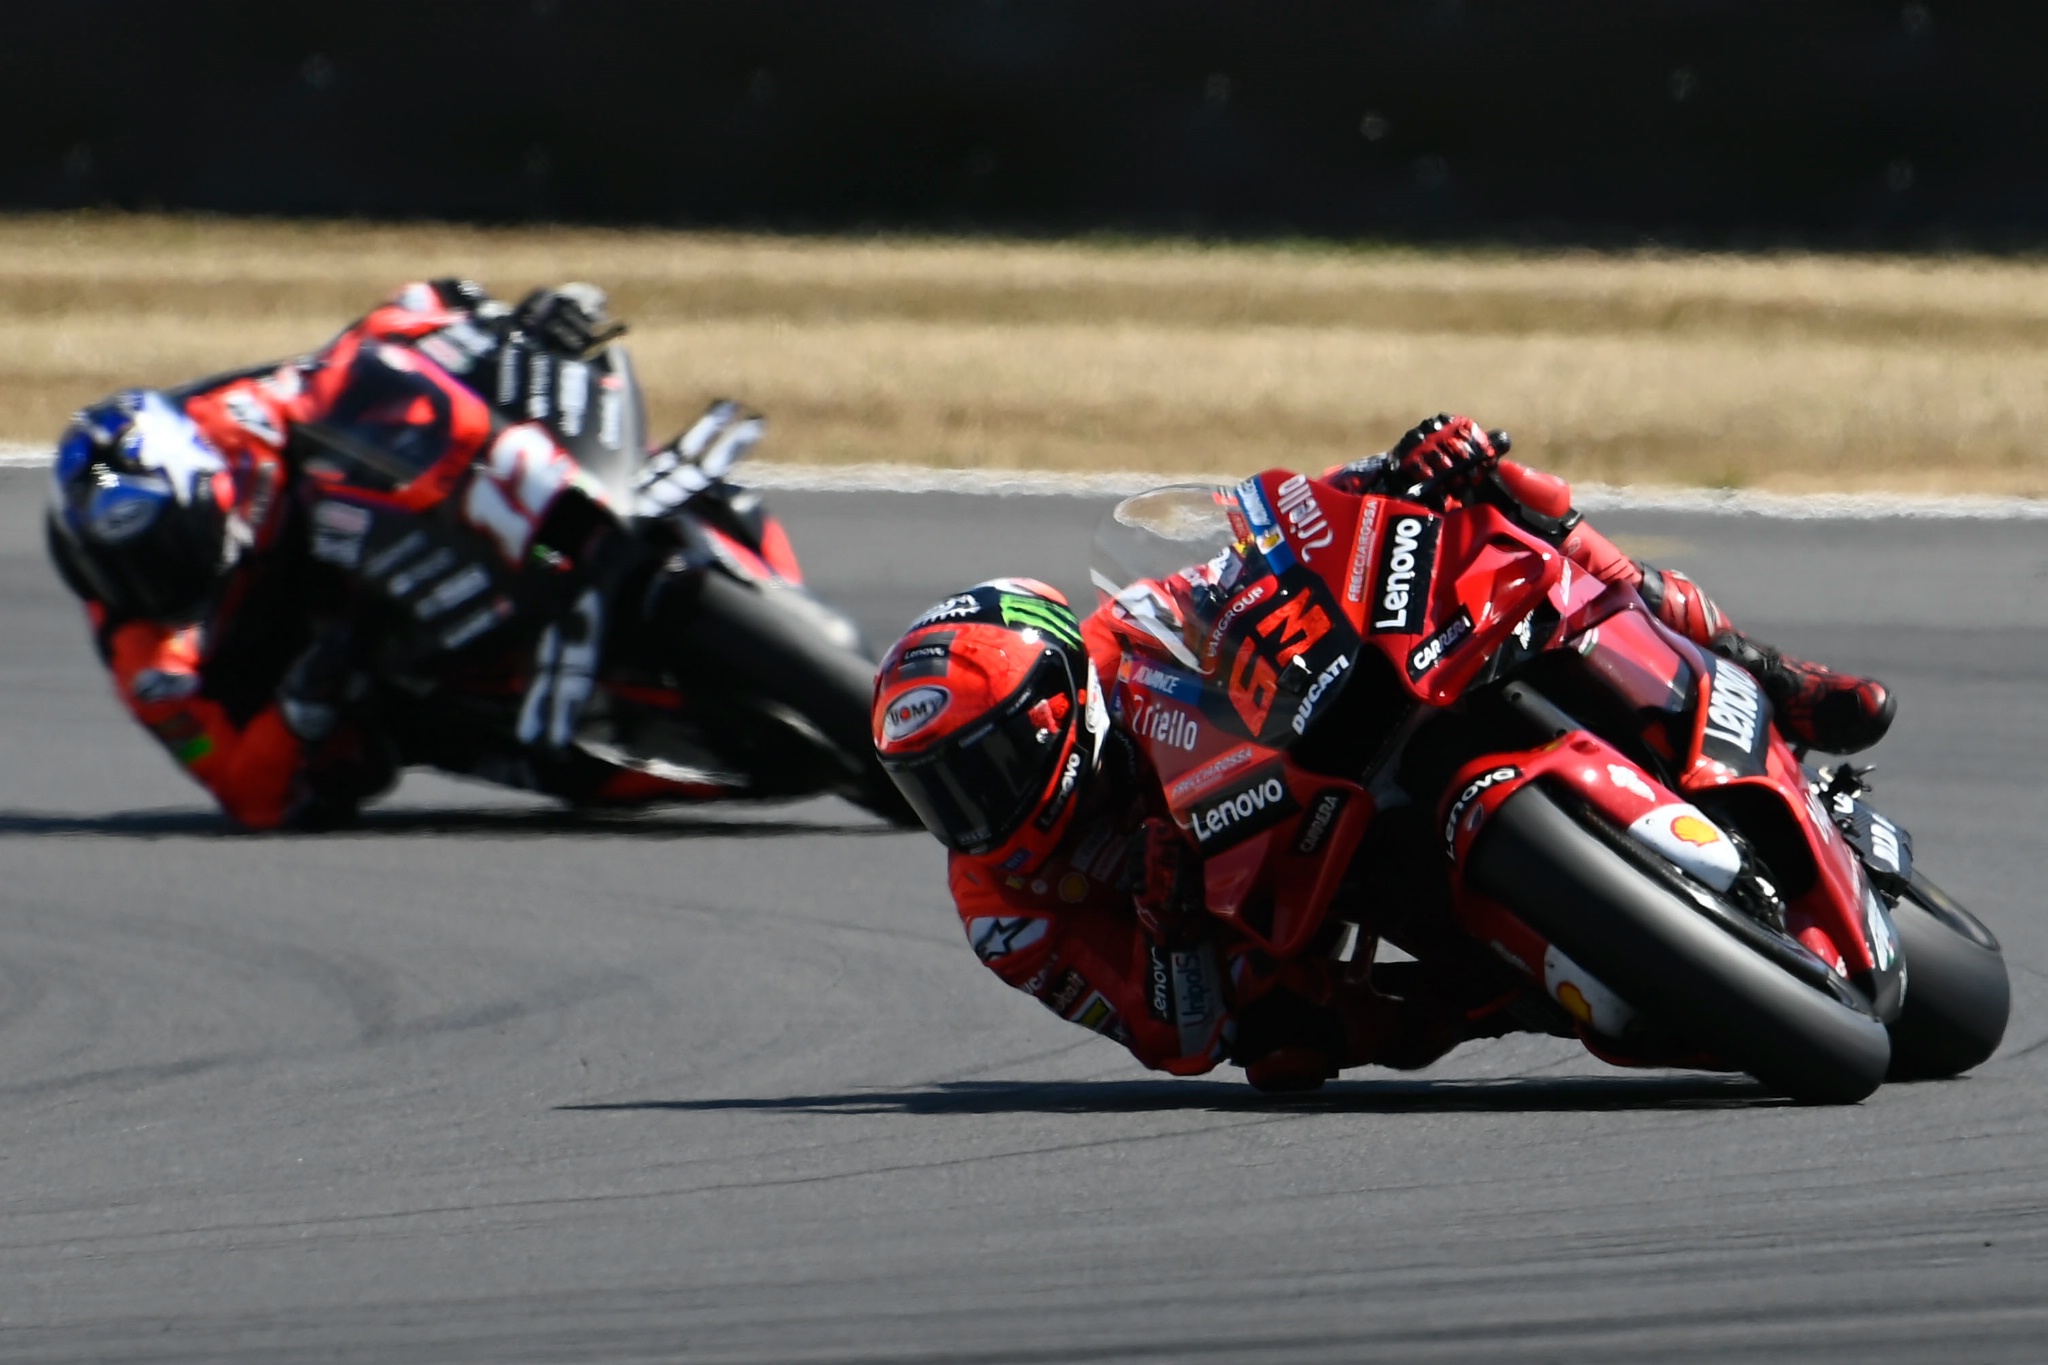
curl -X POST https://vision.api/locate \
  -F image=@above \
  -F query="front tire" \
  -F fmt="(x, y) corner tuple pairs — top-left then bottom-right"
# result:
(1886, 871), (2008, 1080)
(1469, 786), (1892, 1104)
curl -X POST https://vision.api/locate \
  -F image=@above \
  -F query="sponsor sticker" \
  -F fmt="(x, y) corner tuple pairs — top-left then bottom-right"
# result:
(1407, 607), (1474, 681)
(1294, 789), (1348, 856)
(1370, 514), (1439, 634)
(967, 915), (1049, 963)
(1443, 765), (1520, 855)
(910, 593), (980, 628)
(1186, 762), (1299, 850)
(1289, 652), (1351, 736)
(892, 631), (954, 681)
(439, 597), (513, 651)
(412, 564), (491, 620)
(1146, 945), (1173, 1022)
(1626, 804), (1741, 891)
(310, 499), (372, 567)
(1126, 659), (1204, 705)
(1167, 744), (1258, 802)
(1069, 992), (1120, 1036)
(1204, 578), (1273, 661)
(1131, 698), (1200, 752)
(882, 685), (950, 743)
(999, 594), (1083, 650)
(1606, 763), (1657, 802)
(1042, 968), (1087, 1015)
(1274, 473), (1336, 561)
(1701, 659), (1768, 772)
(1032, 750), (1086, 831)
(1344, 500), (1382, 605)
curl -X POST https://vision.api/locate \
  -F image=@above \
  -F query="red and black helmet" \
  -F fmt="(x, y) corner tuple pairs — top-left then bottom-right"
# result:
(872, 578), (1107, 873)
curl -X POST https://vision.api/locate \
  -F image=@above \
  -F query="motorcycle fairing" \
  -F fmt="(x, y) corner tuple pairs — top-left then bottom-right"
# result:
(1110, 645), (1374, 959)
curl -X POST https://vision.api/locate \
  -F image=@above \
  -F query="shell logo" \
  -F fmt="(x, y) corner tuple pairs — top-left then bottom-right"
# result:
(1555, 981), (1595, 1026)
(1670, 814), (1722, 847)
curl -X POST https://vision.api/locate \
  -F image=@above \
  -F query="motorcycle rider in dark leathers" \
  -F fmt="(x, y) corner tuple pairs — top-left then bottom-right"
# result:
(870, 415), (1896, 1090)
(47, 280), (864, 829)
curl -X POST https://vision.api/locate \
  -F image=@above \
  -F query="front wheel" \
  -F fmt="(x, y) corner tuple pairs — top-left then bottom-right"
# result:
(1469, 785), (1892, 1104)
(1886, 870), (2009, 1080)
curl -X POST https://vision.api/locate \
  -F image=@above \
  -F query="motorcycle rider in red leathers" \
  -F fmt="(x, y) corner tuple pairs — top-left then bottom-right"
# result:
(870, 416), (1896, 1090)
(46, 280), (758, 829)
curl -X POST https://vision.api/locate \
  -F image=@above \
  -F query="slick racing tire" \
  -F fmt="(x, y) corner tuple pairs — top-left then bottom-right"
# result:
(680, 570), (920, 826)
(1885, 870), (2009, 1081)
(1469, 785), (1892, 1105)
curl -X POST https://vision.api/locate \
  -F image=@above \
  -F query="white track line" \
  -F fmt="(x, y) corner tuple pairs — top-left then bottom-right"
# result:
(7, 444), (2043, 520)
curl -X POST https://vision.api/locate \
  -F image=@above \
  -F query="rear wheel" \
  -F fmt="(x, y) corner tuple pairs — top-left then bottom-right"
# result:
(1469, 785), (1891, 1104)
(1886, 870), (2008, 1080)
(671, 570), (919, 826)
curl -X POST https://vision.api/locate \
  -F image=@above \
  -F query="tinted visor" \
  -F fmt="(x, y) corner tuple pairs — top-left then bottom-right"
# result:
(880, 650), (1075, 855)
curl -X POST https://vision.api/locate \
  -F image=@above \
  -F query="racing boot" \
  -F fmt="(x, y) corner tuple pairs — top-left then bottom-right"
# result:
(1706, 630), (1896, 755)
(1636, 562), (1895, 755)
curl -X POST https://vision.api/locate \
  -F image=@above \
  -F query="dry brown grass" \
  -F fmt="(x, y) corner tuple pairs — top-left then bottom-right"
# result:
(8, 212), (2048, 493)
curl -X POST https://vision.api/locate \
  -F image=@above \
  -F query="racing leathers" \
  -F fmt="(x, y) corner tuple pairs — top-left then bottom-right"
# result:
(70, 281), (694, 828)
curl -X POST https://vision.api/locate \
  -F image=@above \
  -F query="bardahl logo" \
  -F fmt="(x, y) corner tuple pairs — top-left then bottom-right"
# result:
(881, 685), (950, 742)
(1187, 763), (1299, 850)
(1370, 514), (1439, 634)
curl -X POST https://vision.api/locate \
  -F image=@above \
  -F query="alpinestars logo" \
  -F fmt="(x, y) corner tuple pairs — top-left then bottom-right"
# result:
(967, 915), (1049, 963)
(1370, 515), (1439, 634)
(1186, 763), (1300, 850)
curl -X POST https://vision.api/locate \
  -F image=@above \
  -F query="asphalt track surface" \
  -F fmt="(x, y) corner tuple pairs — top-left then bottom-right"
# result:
(0, 466), (2043, 1363)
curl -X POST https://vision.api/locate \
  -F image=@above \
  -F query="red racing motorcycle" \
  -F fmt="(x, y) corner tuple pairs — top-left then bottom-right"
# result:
(1093, 464), (2008, 1102)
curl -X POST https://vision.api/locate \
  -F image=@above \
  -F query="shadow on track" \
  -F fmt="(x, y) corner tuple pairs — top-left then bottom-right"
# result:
(0, 806), (902, 840)
(560, 1074), (1785, 1116)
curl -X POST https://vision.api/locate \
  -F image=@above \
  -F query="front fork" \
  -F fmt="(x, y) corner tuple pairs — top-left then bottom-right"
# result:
(1437, 697), (1903, 1043)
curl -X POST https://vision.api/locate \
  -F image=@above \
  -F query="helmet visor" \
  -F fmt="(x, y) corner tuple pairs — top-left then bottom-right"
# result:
(881, 650), (1075, 855)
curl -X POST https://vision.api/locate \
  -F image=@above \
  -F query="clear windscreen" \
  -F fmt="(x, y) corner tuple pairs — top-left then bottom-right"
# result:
(1089, 484), (1241, 672)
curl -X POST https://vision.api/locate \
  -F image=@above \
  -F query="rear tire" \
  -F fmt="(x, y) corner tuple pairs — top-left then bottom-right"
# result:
(674, 571), (919, 826)
(1886, 871), (2009, 1080)
(1470, 785), (1891, 1104)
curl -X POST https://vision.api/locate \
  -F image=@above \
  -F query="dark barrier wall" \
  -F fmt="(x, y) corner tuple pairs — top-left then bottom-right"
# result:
(5, 1), (2045, 247)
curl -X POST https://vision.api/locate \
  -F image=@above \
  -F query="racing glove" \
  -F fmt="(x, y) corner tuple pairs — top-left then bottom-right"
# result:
(513, 283), (627, 360)
(1124, 816), (1204, 943)
(637, 400), (766, 517)
(1388, 414), (1510, 497)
